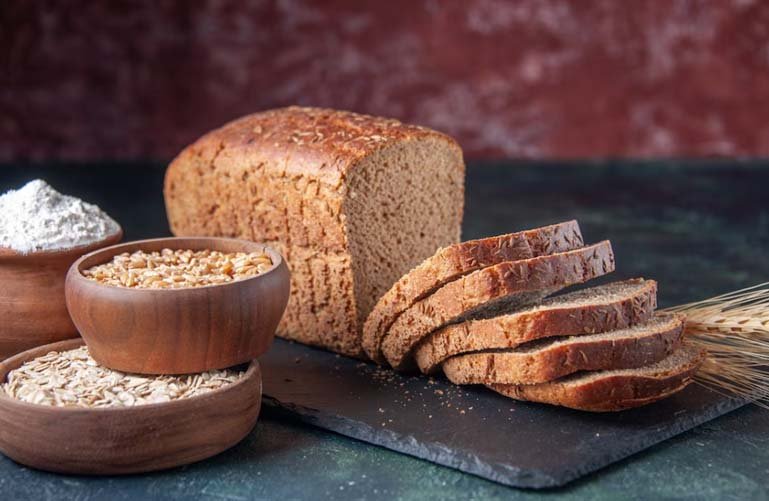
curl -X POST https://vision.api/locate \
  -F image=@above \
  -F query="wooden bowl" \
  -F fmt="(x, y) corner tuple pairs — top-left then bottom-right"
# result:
(0, 230), (123, 361)
(0, 339), (261, 475)
(65, 237), (290, 374)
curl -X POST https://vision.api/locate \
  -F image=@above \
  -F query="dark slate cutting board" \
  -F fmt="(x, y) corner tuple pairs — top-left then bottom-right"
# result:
(260, 339), (745, 489)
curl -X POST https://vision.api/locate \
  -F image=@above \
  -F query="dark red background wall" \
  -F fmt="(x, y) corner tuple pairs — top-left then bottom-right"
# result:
(2, 0), (769, 162)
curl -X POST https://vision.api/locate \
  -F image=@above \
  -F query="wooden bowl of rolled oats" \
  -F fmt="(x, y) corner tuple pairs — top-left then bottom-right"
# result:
(65, 237), (290, 374)
(0, 338), (262, 474)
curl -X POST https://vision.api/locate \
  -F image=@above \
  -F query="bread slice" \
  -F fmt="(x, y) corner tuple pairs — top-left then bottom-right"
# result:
(362, 221), (585, 364)
(489, 343), (706, 412)
(442, 313), (684, 385)
(381, 241), (615, 370)
(164, 106), (465, 357)
(415, 278), (657, 374)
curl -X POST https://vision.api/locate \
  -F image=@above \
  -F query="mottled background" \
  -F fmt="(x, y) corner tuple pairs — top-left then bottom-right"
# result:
(2, 0), (768, 162)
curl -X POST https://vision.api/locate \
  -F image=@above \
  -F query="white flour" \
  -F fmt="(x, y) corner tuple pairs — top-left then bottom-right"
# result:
(0, 179), (120, 254)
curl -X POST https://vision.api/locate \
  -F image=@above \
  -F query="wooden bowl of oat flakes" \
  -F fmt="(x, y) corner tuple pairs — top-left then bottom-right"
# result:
(65, 237), (290, 374)
(0, 338), (262, 474)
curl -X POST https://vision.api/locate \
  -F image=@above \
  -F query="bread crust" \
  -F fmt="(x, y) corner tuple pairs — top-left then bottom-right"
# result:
(381, 241), (616, 370)
(362, 221), (584, 364)
(165, 106), (459, 251)
(489, 344), (705, 412)
(164, 106), (463, 357)
(442, 313), (684, 385)
(415, 279), (657, 374)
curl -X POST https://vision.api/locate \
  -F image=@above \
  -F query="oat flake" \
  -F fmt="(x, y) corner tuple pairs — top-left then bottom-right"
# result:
(2, 346), (246, 408)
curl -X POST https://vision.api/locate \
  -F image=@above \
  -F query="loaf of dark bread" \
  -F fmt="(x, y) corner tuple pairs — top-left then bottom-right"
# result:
(164, 107), (465, 357)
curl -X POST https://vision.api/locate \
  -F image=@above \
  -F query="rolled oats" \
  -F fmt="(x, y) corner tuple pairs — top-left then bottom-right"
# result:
(2, 346), (246, 408)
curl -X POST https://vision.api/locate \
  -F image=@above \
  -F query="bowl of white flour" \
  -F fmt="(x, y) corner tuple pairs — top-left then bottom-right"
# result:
(0, 179), (121, 255)
(0, 179), (123, 360)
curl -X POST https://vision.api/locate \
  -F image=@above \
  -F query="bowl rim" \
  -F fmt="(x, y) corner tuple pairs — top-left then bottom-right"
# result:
(0, 228), (124, 261)
(0, 338), (260, 415)
(68, 236), (286, 293)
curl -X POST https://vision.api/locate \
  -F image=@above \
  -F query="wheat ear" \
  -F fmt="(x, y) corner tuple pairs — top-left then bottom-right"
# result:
(664, 282), (769, 408)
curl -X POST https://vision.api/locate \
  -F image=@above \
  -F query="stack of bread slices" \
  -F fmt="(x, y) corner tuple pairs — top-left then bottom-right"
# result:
(362, 221), (705, 412)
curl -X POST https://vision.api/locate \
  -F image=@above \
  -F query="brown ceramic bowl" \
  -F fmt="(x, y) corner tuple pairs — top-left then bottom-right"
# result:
(0, 339), (261, 475)
(0, 230), (123, 361)
(65, 237), (290, 374)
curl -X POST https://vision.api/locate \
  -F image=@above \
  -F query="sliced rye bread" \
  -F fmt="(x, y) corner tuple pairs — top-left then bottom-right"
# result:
(362, 221), (584, 364)
(415, 278), (657, 374)
(442, 312), (685, 385)
(381, 241), (616, 370)
(488, 343), (706, 412)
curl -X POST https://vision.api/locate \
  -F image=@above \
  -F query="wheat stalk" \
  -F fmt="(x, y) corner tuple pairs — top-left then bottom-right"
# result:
(664, 282), (769, 408)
